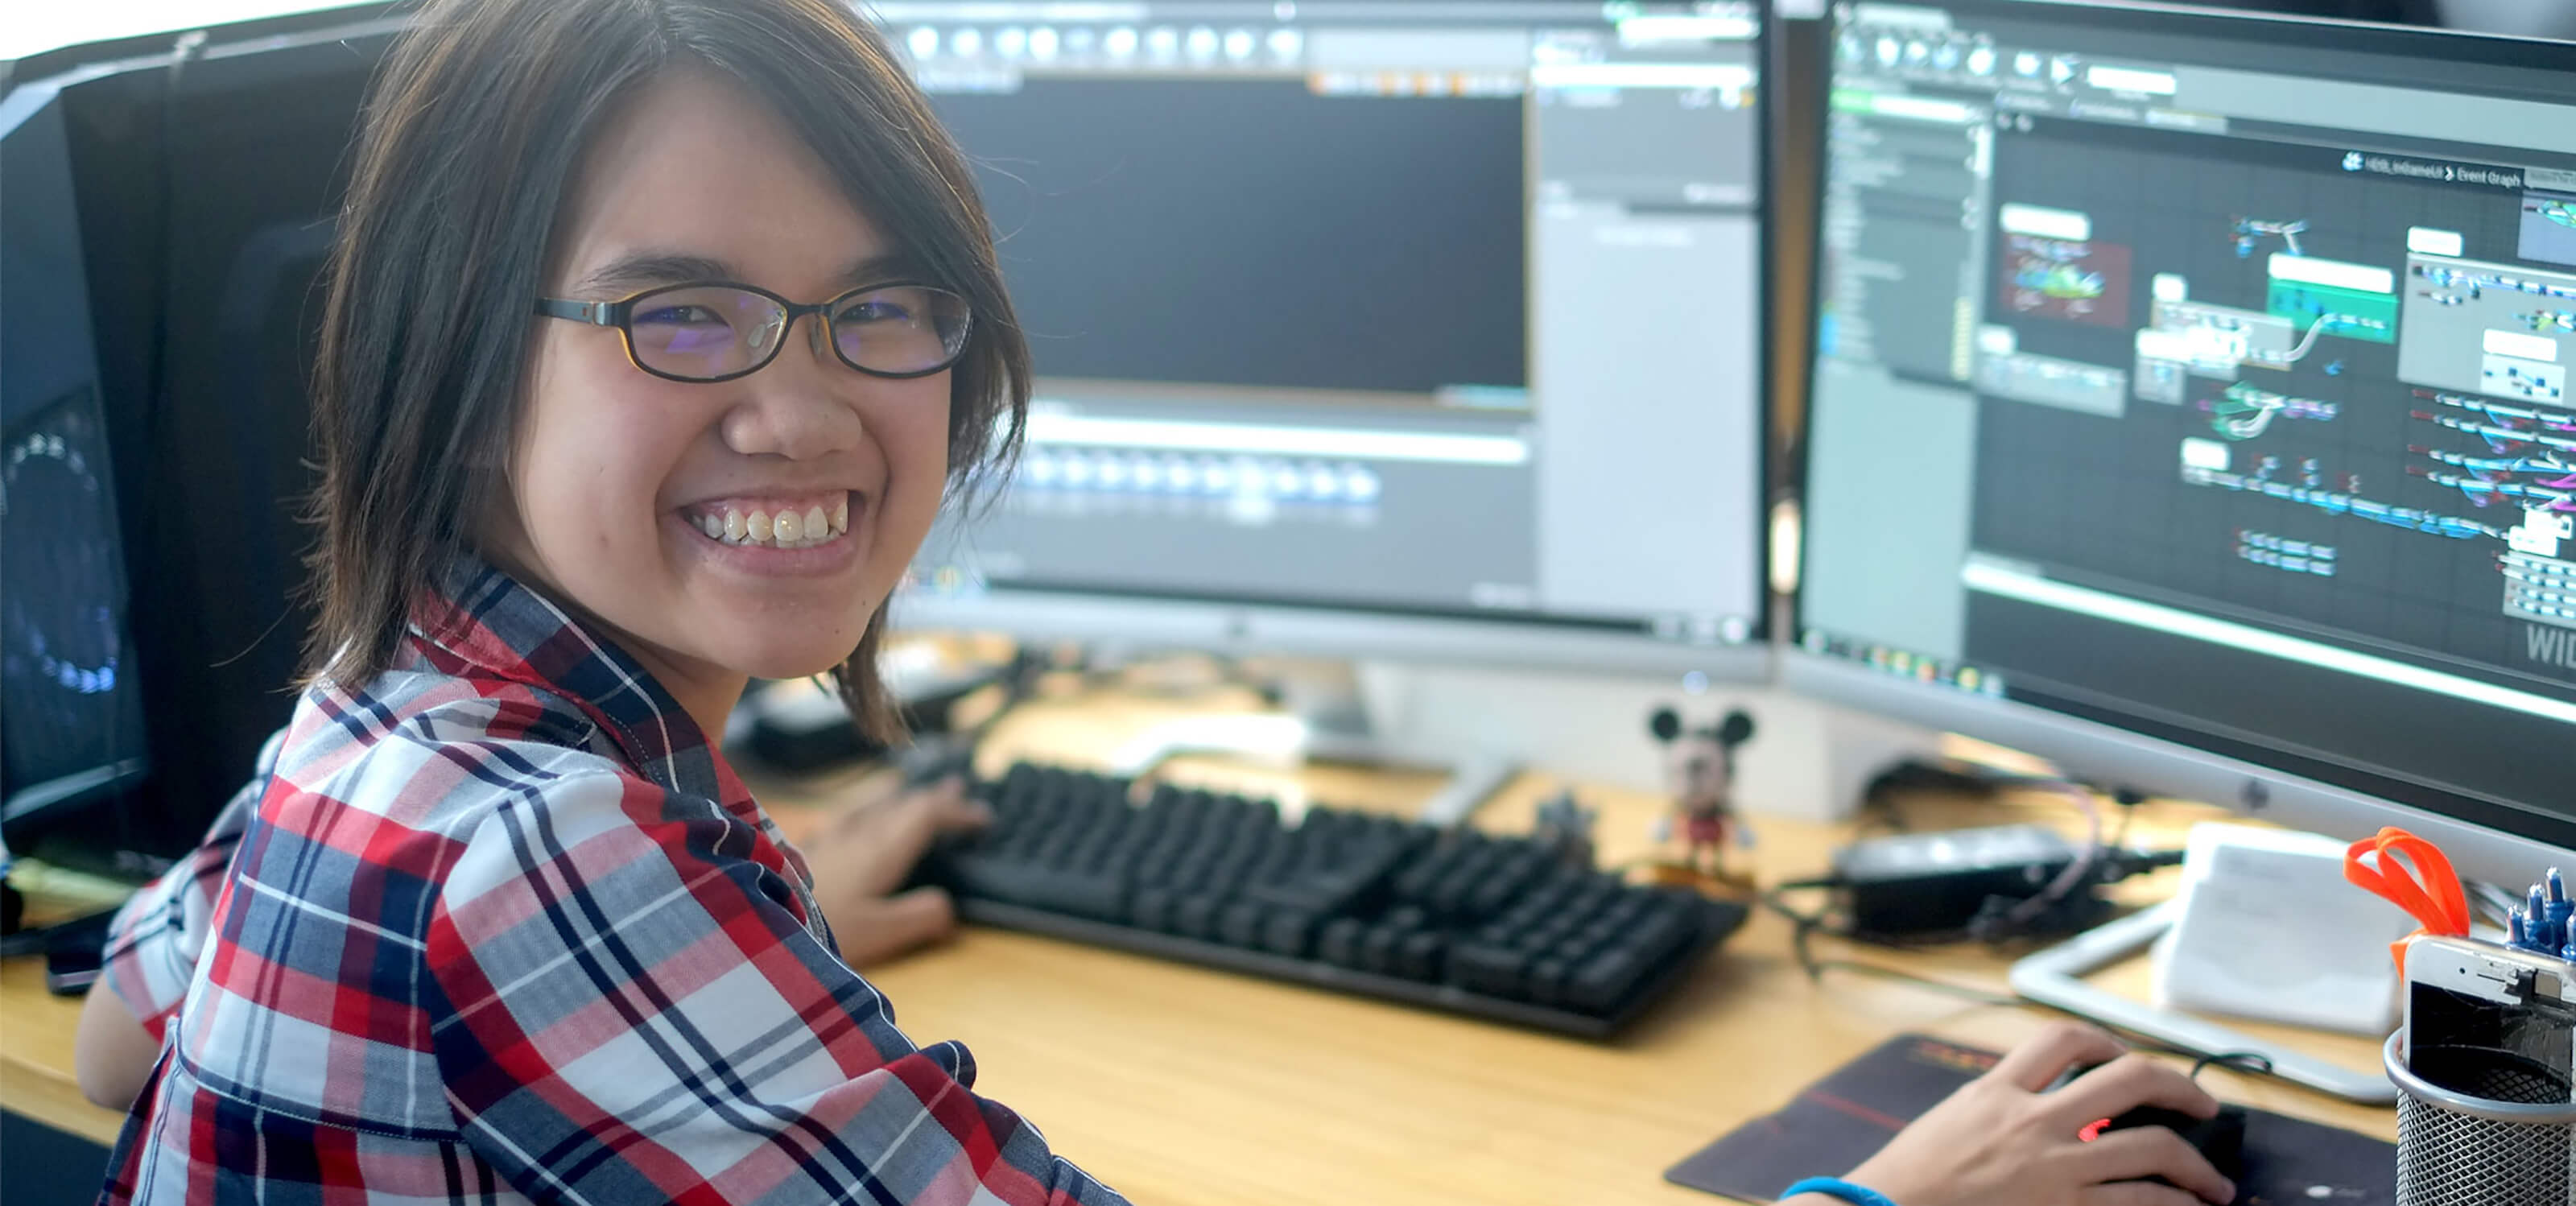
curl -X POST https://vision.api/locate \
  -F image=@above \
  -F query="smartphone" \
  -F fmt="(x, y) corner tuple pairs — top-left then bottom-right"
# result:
(2405, 934), (2575, 1091)
(2404, 935), (2576, 1202)
(41, 909), (118, 997)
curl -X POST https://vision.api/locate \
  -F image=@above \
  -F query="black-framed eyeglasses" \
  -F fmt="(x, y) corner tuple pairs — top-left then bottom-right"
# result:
(533, 281), (972, 383)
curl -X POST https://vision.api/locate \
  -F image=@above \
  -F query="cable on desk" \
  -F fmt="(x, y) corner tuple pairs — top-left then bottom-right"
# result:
(2189, 1051), (2275, 1082)
(2108, 787), (2146, 850)
(1859, 759), (2158, 854)
(1767, 882), (2301, 1084)
(1976, 779), (2104, 944)
(1770, 882), (2006, 1002)
(884, 646), (1052, 787)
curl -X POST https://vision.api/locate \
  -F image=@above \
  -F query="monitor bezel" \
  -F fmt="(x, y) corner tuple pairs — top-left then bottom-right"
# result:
(1789, 0), (2576, 878)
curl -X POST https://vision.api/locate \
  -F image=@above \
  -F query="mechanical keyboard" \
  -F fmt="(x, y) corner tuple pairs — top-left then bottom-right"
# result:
(914, 762), (1749, 1037)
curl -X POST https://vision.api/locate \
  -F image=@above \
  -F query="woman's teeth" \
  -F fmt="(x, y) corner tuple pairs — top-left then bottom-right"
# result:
(692, 497), (850, 548)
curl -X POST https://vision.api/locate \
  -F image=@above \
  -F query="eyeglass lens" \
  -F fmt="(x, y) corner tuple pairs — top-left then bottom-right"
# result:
(625, 284), (970, 379)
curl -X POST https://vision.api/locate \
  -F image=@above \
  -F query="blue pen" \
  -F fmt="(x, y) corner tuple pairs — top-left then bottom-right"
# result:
(2510, 908), (2532, 951)
(2514, 886), (2555, 953)
(2563, 915), (2576, 963)
(2546, 869), (2574, 944)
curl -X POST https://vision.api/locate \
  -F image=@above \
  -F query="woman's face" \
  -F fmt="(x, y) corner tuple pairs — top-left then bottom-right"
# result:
(487, 66), (952, 715)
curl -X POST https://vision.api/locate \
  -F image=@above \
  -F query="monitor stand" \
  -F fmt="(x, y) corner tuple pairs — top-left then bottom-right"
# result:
(1264, 658), (1525, 824)
(2007, 901), (2397, 1104)
(1093, 656), (1521, 826)
(1071, 650), (1938, 828)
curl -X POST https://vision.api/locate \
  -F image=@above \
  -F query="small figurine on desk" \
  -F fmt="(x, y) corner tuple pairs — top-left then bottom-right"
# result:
(1530, 789), (1598, 870)
(1645, 706), (1758, 897)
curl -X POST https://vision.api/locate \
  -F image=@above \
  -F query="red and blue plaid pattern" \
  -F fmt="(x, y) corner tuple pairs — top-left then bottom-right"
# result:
(101, 729), (279, 1043)
(98, 559), (1123, 1204)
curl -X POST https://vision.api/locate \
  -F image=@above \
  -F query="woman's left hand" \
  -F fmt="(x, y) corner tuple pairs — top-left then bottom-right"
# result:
(795, 777), (991, 967)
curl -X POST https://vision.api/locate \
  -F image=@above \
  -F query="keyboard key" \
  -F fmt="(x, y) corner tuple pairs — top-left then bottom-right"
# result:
(1260, 909), (1319, 958)
(1395, 931), (1446, 981)
(1173, 892), (1222, 940)
(1129, 884), (1175, 931)
(1317, 916), (1365, 967)
(1526, 956), (1572, 1006)
(1449, 941), (1530, 997)
(1570, 944), (1647, 1013)
(1217, 900), (1266, 948)
(1358, 925), (1401, 974)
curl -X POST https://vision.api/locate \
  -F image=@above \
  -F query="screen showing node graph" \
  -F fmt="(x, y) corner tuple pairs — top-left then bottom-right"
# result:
(1801, 2), (2576, 820)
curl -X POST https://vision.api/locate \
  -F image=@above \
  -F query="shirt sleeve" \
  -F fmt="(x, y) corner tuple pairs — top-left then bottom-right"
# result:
(424, 766), (1126, 1206)
(99, 726), (287, 1039)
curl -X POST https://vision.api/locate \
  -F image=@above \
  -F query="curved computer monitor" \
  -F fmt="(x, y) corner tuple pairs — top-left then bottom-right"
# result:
(891, 1), (1777, 681)
(1789, 0), (2576, 885)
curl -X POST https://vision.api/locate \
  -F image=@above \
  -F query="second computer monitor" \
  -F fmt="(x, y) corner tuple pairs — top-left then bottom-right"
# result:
(1794, 0), (2576, 878)
(894, 1), (1774, 677)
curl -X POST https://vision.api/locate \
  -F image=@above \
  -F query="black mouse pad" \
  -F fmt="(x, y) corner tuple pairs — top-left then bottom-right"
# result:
(1663, 1034), (2396, 1206)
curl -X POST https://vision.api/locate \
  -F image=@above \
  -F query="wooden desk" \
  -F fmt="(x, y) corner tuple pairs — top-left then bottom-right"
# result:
(3, 685), (2397, 1203)
(3, 874), (134, 1147)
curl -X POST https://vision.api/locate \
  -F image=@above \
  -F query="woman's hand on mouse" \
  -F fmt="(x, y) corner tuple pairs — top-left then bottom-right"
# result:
(1816, 1022), (2236, 1206)
(795, 776), (991, 967)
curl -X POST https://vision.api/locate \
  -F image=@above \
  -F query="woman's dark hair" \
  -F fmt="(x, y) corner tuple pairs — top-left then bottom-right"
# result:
(304, 0), (1025, 741)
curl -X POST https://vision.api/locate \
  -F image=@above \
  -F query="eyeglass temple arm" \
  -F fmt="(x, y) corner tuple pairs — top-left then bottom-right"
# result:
(533, 298), (617, 324)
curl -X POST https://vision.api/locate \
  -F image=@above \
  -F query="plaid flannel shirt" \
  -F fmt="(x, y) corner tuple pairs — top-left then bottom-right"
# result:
(98, 558), (1125, 1205)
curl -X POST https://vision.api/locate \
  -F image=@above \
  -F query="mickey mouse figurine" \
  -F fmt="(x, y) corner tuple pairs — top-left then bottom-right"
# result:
(1646, 706), (1757, 894)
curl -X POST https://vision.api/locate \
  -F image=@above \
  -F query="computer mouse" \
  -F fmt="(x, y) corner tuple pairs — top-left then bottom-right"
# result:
(2049, 1063), (2248, 1194)
(2100, 1102), (2248, 1187)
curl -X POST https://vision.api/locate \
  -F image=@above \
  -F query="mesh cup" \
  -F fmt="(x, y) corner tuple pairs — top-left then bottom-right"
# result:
(2385, 1030), (2576, 1206)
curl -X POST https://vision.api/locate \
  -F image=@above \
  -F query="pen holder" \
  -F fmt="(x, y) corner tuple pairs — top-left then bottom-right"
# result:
(2384, 1031), (2576, 1205)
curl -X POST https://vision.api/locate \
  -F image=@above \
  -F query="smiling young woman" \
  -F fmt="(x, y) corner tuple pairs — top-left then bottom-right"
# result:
(76, 0), (1118, 1201)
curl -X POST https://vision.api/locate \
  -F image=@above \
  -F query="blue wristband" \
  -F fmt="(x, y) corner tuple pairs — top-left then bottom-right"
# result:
(1780, 1177), (1901, 1206)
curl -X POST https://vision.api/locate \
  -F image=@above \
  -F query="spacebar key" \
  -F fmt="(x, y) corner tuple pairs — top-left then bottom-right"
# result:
(947, 856), (1129, 920)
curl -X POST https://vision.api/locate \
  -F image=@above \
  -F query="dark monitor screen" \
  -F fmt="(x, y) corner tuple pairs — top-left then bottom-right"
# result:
(2, 87), (155, 858)
(1, 383), (148, 817)
(2, 17), (386, 867)
(901, 1), (1773, 662)
(1796, 0), (2576, 854)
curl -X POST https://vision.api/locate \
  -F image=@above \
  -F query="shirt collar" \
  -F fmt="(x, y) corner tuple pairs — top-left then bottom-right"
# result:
(406, 552), (737, 806)
(402, 553), (831, 942)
